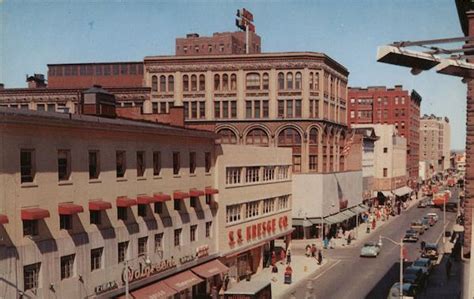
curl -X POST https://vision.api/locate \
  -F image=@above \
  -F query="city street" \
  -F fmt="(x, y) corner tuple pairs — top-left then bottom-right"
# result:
(289, 190), (459, 299)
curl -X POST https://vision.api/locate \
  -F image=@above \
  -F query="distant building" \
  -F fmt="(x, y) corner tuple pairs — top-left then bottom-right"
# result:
(348, 85), (421, 185)
(419, 114), (451, 173)
(176, 31), (261, 56)
(353, 127), (379, 202)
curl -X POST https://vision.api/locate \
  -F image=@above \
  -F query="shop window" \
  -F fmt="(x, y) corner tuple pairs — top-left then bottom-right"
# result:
(218, 129), (237, 144)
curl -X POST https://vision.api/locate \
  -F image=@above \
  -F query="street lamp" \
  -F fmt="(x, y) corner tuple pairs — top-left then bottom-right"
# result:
(379, 236), (404, 298)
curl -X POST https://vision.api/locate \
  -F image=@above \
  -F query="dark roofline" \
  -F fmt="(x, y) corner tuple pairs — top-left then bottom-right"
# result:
(47, 61), (143, 67)
(0, 107), (218, 140)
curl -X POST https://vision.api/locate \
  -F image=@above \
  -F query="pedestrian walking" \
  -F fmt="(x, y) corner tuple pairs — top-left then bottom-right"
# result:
(323, 237), (329, 249)
(420, 241), (426, 253)
(311, 244), (316, 258)
(280, 249), (286, 265)
(317, 250), (323, 265)
(305, 244), (311, 257)
(446, 258), (452, 279)
(286, 249), (292, 265)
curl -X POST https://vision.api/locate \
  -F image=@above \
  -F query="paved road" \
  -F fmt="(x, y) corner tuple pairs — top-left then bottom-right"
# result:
(290, 189), (459, 299)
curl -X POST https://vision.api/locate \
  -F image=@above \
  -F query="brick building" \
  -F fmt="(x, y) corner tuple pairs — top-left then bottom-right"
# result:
(348, 85), (421, 184)
(175, 31), (261, 56)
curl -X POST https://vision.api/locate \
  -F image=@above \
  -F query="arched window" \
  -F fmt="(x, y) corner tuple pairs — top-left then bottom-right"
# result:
(168, 75), (174, 92)
(160, 75), (166, 92)
(262, 73), (269, 90)
(223, 74), (229, 91)
(295, 72), (302, 89)
(278, 128), (301, 146)
(246, 128), (269, 146)
(151, 75), (158, 92)
(309, 73), (314, 90)
(214, 74), (220, 91)
(183, 75), (189, 92)
(246, 73), (260, 90)
(218, 129), (237, 144)
(199, 74), (205, 91)
(230, 74), (237, 90)
(309, 128), (319, 144)
(286, 73), (293, 90)
(191, 75), (197, 91)
(278, 72), (285, 90)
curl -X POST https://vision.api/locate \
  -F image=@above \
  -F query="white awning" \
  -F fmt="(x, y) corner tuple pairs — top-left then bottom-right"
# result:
(393, 186), (413, 197)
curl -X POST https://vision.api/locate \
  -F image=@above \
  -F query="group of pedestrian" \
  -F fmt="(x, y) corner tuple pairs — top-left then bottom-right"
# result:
(305, 244), (323, 265)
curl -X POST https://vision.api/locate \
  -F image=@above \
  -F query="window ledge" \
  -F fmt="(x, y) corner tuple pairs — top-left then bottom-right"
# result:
(153, 176), (163, 180)
(89, 179), (102, 184)
(116, 178), (128, 182)
(137, 177), (147, 181)
(173, 175), (181, 178)
(189, 174), (197, 177)
(21, 182), (38, 188)
(58, 180), (73, 186)
(205, 173), (212, 176)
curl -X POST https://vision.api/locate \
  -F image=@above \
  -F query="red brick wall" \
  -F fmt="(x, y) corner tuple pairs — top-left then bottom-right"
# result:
(348, 86), (420, 182)
(116, 106), (186, 128)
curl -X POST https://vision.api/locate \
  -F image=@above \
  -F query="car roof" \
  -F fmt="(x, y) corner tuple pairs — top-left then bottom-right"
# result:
(415, 257), (430, 262)
(425, 243), (438, 248)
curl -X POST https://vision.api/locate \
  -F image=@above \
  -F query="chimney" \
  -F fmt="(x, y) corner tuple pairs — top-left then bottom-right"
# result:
(80, 85), (116, 118)
(26, 74), (47, 89)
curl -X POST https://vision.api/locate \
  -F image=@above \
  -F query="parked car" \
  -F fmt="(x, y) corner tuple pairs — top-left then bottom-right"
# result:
(360, 242), (381, 257)
(410, 221), (425, 235)
(403, 266), (426, 289)
(387, 282), (416, 299)
(426, 212), (439, 223)
(417, 200), (427, 208)
(403, 229), (419, 242)
(422, 215), (435, 226)
(420, 218), (430, 230)
(413, 257), (433, 274)
(421, 243), (439, 260)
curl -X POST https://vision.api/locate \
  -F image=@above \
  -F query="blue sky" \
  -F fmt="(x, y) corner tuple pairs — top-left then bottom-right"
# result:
(0, 0), (467, 149)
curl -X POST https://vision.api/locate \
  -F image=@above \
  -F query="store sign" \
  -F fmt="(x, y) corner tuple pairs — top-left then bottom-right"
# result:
(179, 254), (196, 264)
(228, 216), (289, 246)
(95, 281), (118, 294)
(122, 259), (176, 284)
(196, 245), (209, 258)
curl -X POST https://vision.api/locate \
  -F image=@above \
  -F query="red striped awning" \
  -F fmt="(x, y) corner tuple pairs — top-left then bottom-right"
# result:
(58, 203), (84, 215)
(205, 187), (219, 195)
(116, 197), (137, 208)
(153, 193), (172, 202)
(21, 208), (50, 220)
(89, 200), (112, 211)
(189, 189), (205, 197)
(0, 214), (9, 224)
(173, 191), (190, 200)
(137, 195), (154, 205)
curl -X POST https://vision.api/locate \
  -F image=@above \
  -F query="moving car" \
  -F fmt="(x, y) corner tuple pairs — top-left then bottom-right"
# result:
(420, 218), (430, 230)
(360, 242), (381, 257)
(403, 266), (426, 289)
(387, 282), (416, 299)
(410, 221), (425, 235)
(417, 200), (427, 208)
(426, 212), (439, 223)
(421, 243), (439, 260)
(422, 215), (435, 226)
(403, 229), (419, 242)
(413, 257), (433, 274)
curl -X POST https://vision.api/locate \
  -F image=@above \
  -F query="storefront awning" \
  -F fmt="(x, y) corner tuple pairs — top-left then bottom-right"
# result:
(119, 281), (177, 299)
(189, 189), (205, 197)
(191, 259), (229, 278)
(205, 187), (219, 195)
(392, 186), (413, 197)
(340, 209), (356, 220)
(116, 197), (138, 208)
(324, 213), (346, 225)
(137, 195), (154, 205)
(58, 203), (84, 215)
(153, 193), (172, 202)
(173, 191), (190, 200)
(0, 214), (9, 224)
(381, 191), (393, 197)
(89, 200), (112, 211)
(224, 280), (271, 296)
(21, 208), (50, 220)
(350, 204), (369, 214)
(163, 270), (204, 292)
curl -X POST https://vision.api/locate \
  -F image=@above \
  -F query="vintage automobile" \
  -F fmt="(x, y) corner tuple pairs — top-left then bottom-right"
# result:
(417, 200), (427, 208)
(422, 215), (435, 226)
(403, 229), (419, 242)
(410, 221), (425, 235)
(421, 243), (439, 260)
(426, 212), (439, 223)
(387, 282), (416, 299)
(403, 266), (426, 289)
(360, 242), (381, 257)
(413, 257), (433, 274)
(420, 218), (430, 230)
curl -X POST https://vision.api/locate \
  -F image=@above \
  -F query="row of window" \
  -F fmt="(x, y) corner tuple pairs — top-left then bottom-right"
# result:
(226, 196), (290, 224)
(23, 222), (212, 290)
(350, 96), (406, 105)
(349, 109), (407, 120)
(20, 149), (212, 184)
(48, 64), (144, 77)
(225, 165), (290, 185)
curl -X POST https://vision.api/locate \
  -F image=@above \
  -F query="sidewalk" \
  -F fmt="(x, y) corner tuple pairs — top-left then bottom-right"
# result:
(225, 254), (328, 299)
